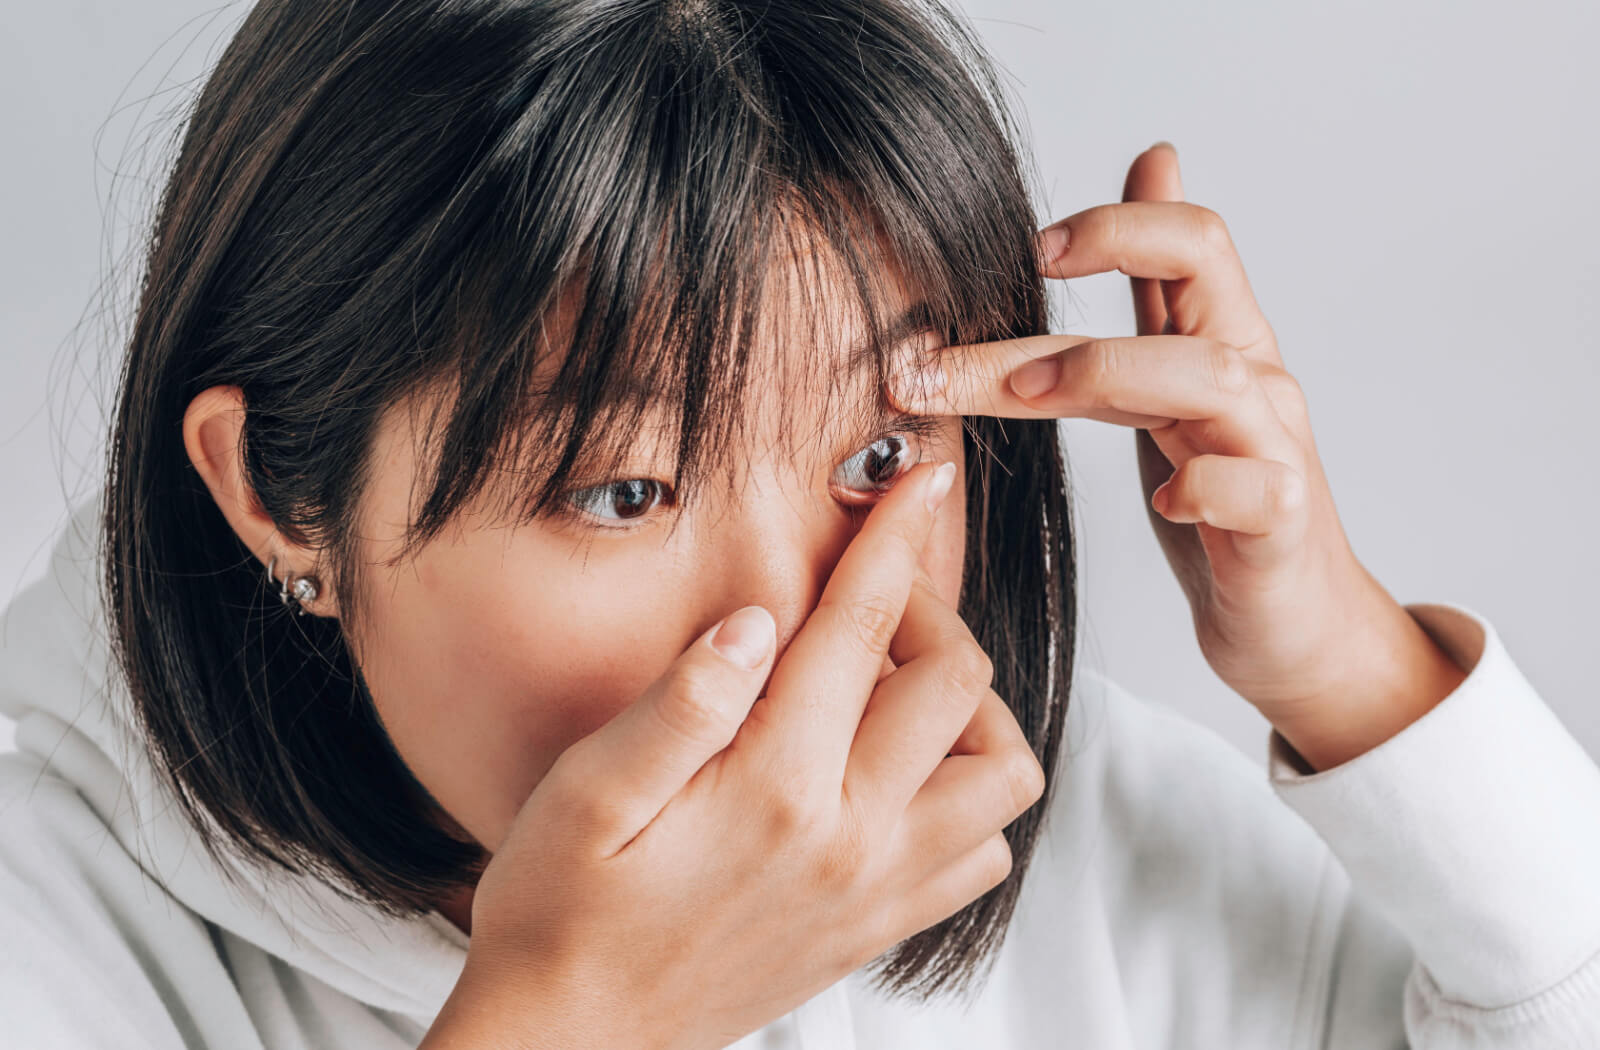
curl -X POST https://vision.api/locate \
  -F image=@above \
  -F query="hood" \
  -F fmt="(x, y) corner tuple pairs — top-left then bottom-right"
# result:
(0, 491), (855, 1047)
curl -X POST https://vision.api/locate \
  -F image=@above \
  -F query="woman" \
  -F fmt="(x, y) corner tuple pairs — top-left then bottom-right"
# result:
(2, 0), (1597, 1046)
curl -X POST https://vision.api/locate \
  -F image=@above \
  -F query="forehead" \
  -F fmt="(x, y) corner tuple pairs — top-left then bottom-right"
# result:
(371, 214), (952, 542)
(533, 215), (931, 431)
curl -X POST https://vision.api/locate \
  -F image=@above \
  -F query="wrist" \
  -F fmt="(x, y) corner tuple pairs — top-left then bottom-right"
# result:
(421, 956), (611, 1050)
(1267, 600), (1468, 773)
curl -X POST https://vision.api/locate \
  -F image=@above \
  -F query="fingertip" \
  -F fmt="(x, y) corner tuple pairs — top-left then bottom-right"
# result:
(1151, 478), (1174, 516)
(924, 461), (958, 514)
(710, 605), (775, 670)
(1035, 223), (1071, 269)
(887, 355), (949, 416)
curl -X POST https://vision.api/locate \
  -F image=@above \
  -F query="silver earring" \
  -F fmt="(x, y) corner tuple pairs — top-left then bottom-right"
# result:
(267, 553), (321, 616)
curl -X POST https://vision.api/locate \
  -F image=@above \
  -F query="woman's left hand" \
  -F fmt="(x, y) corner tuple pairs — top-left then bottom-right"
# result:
(887, 142), (1466, 773)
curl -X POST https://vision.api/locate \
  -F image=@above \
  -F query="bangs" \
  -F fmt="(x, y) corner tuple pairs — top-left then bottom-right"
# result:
(380, 0), (1043, 563)
(107, 0), (1071, 1004)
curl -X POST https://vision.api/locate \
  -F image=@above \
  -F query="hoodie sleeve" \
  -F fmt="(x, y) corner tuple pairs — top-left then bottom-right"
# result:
(1265, 600), (1600, 1049)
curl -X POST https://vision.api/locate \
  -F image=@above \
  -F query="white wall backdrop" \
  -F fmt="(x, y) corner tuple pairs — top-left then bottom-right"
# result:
(3, 0), (1595, 763)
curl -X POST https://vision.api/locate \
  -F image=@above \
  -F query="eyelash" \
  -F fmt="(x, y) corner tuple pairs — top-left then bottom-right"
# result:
(558, 414), (947, 532)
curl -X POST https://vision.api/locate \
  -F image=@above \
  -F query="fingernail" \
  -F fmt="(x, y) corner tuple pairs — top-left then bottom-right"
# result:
(1151, 139), (1177, 155)
(711, 605), (774, 670)
(1009, 356), (1061, 400)
(891, 356), (947, 411)
(924, 461), (957, 512)
(1038, 224), (1071, 265)
(1152, 480), (1176, 516)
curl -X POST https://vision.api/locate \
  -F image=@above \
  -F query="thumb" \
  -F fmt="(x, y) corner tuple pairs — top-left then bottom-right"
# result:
(556, 605), (776, 854)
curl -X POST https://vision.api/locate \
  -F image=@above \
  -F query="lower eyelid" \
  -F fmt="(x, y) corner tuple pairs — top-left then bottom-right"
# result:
(828, 481), (880, 506)
(561, 480), (675, 529)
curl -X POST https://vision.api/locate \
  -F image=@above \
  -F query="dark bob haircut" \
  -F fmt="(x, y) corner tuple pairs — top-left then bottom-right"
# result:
(103, 0), (1078, 1005)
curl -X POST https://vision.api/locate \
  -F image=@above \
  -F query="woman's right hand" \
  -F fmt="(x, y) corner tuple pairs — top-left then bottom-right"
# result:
(421, 459), (1048, 1050)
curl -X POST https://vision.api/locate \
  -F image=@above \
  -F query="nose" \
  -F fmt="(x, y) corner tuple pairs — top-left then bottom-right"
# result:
(701, 483), (874, 683)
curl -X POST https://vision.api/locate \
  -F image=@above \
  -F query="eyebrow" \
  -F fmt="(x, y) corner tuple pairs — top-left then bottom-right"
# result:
(840, 300), (940, 380)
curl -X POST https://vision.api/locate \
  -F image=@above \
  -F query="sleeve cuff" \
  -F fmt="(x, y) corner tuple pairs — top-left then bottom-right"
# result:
(1266, 600), (1600, 1009)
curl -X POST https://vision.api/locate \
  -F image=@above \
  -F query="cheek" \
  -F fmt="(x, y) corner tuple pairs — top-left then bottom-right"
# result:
(356, 536), (694, 850)
(355, 445), (968, 852)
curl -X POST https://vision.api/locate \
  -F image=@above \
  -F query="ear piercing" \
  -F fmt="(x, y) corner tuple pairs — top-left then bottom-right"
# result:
(266, 553), (321, 615)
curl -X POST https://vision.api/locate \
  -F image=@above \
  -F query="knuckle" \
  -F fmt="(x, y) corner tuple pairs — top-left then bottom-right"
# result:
(814, 819), (870, 888)
(762, 790), (824, 844)
(1269, 466), (1308, 516)
(1262, 369), (1310, 419)
(1266, 367), (1305, 403)
(1086, 340), (1121, 385)
(982, 833), (1015, 888)
(1187, 417), (1227, 451)
(1207, 344), (1253, 398)
(838, 592), (903, 655)
(1004, 746), (1048, 812)
(563, 790), (624, 841)
(653, 668), (735, 746)
(545, 750), (626, 836)
(1192, 205), (1233, 254)
(1101, 204), (1124, 244)
(941, 639), (995, 696)
(1077, 340), (1125, 403)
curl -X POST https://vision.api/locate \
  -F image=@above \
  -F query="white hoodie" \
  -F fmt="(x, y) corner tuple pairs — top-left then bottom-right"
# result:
(3, 491), (1599, 1050)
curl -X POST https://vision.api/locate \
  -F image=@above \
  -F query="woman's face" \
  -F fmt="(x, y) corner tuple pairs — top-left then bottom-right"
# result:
(344, 254), (969, 876)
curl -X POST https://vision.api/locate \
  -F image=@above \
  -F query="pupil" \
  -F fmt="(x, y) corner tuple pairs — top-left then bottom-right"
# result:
(866, 437), (905, 485)
(612, 481), (652, 518)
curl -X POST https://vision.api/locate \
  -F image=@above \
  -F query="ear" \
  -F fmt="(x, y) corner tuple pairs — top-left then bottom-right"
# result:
(182, 385), (339, 619)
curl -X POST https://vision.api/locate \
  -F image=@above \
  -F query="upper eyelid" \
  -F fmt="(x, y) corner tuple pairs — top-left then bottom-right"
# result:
(570, 414), (943, 491)
(883, 411), (945, 436)
(559, 414), (947, 523)
(851, 408), (942, 442)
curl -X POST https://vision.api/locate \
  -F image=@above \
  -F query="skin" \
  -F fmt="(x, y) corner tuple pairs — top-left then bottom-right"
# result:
(184, 142), (1471, 944)
(892, 143), (1468, 772)
(182, 233), (968, 936)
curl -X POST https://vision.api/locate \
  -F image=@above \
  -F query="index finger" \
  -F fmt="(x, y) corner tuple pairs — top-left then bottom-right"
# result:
(886, 332), (1177, 429)
(754, 458), (958, 797)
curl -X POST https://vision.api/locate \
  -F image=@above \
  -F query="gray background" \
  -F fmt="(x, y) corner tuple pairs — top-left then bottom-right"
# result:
(3, 1), (1595, 763)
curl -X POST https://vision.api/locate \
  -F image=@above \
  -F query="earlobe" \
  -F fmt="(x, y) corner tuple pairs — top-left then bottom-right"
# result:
(181, 384), (337, 618)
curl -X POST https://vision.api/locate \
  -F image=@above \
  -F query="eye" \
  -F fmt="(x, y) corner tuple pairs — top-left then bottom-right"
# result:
(564, 479), (674, 528)
(830, 431), (928, 500)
